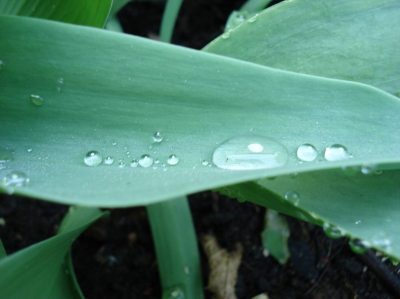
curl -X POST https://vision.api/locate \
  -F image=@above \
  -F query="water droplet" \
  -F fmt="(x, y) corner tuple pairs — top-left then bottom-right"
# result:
(118, 160), (125, 168)
(355, 220), (361, 225)
(202, 160), (209, 166)
(0, 60), (4, 68)
(167, 154), (179, 166)
(213, 135), (288, 170)
(104, 156), (114, 165)
(154, 159), (160, 164)
(30, 94), (44, 106)
(361, 164), (377, 175)
(84, 151), (102, 166)
(221, 30), (231, 39)
(153, 132), (163, 143)
(349, 239), (368, 254)
(323, 223), (344, 239)
(130, 159), (139, 167)
(297, 144), (318, 162)
(284, 191), (300, 206)
(139, 154), (153, 168)
(167, 286), (185, 299)
(372, 233), (392, 251)
(248, 14), (258, 23)
(2, 171), (29, 187)
(58, 77), (64, 84)
(184, 266), (190, 274)
(324, 144), (350, 161)
(112, 141), (117, 146)
(27, 148), (33, 153)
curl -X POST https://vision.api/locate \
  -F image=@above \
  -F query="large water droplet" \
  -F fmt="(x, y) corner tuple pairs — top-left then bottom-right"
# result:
(104, 156), (114, 165)
(84, 151), (102, 166)
(167, 154), (180, 166)
(349, 239), (368, 254)
(297, 144), (318, 162)
(284, 191), (300, 206)
(213, 135), (288, 170)
(153, 132), (163, 143)
(324, 144), (350, 161)
(248, 14), (258, 23)
(2, 171), (29, 187)
(139, 154), (153, 168)
(323, 223), (344, 239)
(30, 94), (44, 106)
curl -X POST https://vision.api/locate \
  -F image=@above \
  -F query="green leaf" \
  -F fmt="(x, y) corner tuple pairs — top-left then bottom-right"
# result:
(160, 0), (184, 43)
(0, 239), (6, 259)
(0, 0), (112, 28)
(204, 0), (400, 96)
(1, 15), (400, 208)
(0, 206), (107, 299)
(262, 209), (290, 265)
(147, 197), (204, 299)
(204, 0), (400, 259)
(226, 170), (400, 260)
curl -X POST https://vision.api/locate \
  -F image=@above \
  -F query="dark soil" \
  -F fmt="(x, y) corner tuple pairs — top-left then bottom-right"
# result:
(2, 1), (400, 299)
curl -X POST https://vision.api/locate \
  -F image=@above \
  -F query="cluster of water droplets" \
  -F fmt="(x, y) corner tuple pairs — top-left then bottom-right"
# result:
(83, 132), (180, 169)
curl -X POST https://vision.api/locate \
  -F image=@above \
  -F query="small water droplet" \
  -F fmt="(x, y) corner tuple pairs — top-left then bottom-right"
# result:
(154, 159), (160, 164)
(84, 151), (102, 166)
(118, 160), (125, 168)
(139, 154), (153, 168)
(58, 77), (64, 84)
(323, 223), (344, 239)
(248, 14), (258, 23)
(167, 154), (179, 166)
(104, 156), (114, 165)
(0, 61), (4, 69)
(324, 144), (350, 161)
(153, 131), (163, 143)
(184, 266), (190, 274)
(112, 141), (117, 146)
(297, 144), (318, 162)
(221, 30), (231, 39)
(361, 164), (377, 175)
(349, 239), (368, 254)
(27, 148), (33, 153)
(355, 220), (361, 225)
(372, 233), (392, 251)
(130, 159), (139, 167)
(284, 191), (300, 206)
(30, 94), (44, 106)
(213, 135), (288, 170)
(202, 160), (209, 166)
(2, 171), (29, 187)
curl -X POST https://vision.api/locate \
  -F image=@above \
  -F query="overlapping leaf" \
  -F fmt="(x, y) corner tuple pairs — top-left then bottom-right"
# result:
(0, 0), (112, 28)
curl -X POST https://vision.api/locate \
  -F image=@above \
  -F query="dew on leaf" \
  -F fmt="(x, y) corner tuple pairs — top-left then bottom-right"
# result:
(139, 154), (153, 168)
(221, 30), (231, 39)
(153, 132), (163, 143)
(248, 14), (258, 23)
(84, 151), (102, 166)
(324, 144), (350, 161)
(167, 154), (179, 166)
(30, 94), (44, 106)
(213, 135), (288, 170)
(349, 239), (368, 254)
(130, 160), (139, 167)
(323, 223), (344, 239)
(297, 143), (318, 162)
(104, 156), (114, 165)
(284, 191), (300, 206)
(2, 171), (29, 187)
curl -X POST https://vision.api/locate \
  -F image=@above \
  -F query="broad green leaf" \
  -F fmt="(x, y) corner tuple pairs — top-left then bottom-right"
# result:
(0, 206), (107, 299)
(222, 170), (400, 260)
(204, 0), (400, 259)
(204, 0), (400, 96)
(0, 0), (112, 28)
(1, 15), (400, 208)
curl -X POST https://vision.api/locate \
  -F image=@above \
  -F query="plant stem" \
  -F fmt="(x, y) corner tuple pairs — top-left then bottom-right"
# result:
(160, 0), (184, 43)
(147, 196), (204, 299)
